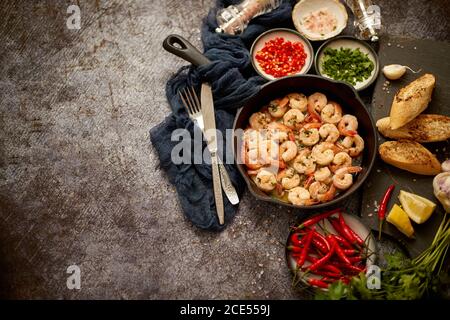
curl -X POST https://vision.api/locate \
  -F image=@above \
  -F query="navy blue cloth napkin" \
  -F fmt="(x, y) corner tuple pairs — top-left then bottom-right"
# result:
(150, 0), (295, 230)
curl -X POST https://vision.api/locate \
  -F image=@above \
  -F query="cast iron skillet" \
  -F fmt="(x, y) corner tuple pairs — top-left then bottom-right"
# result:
(162, 34), (377, 211)
(233, 75), (378, 210)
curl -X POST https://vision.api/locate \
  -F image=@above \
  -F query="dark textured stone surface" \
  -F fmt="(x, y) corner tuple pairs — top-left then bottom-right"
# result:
(0, 0), (448, 299)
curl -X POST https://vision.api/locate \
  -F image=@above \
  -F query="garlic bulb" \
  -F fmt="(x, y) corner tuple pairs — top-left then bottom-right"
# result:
(441, 159), (450, 172)
(433, 172), (450, 212)
(382, 64), (421, 80)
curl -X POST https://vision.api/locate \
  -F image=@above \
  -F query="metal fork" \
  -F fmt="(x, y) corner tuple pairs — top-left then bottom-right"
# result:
(179, 87), (239, 205)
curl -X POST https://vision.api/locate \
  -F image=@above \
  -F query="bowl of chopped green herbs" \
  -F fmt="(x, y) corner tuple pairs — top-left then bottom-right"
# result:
(315, 36), (379, 91)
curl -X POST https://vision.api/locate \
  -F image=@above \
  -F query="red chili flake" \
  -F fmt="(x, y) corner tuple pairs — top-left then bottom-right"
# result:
(255, 37), (307, 78)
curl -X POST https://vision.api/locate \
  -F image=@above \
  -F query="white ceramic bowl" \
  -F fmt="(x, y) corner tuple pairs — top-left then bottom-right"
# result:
(250, 28), (313, 81)
(292, 0), (348, 41)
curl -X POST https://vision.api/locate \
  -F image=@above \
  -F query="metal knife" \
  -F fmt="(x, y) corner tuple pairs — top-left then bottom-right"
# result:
(218, 158), (239, 205)
(201, 83), (225, 225)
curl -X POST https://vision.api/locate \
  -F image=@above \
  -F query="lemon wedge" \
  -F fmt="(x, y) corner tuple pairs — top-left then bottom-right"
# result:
(398, 190), (436, 224)
(386, 204), (415, 238)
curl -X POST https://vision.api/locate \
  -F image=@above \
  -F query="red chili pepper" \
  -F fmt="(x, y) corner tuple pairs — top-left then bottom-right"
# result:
(308, 278), (329, 289)
(296, 208), (342, 229)
(332, 263), (366, 274)
(311, 238), (327, 254)
(348, 227), (365, 246)
(348, 256), (363, 263)
(310, 270), (342, 278)
(338, 213), (364, 246)
(320, 277), (335, 283)
(313, 231), (330, 251)
(291, 253), (301, 259)
(329, 236), (351, 265)
(341, 249), (355, 255)
(340, 277), (351, 285)
(328, 217), (354, 245)
(311, 235), (329, 254)
(332, 234), (353, 249)
(296, 228), (315, 268)
(287, 245), (302, 253)
(320, 264), (342, 275)
(305, 256), (341, 274)
(289, 233), (303, 247)
(378, 184), (395, 240)
(308, 237), (336, 271)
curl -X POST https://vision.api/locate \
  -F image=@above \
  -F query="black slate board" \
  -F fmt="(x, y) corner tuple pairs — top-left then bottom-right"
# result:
(361, 36), (450, 258)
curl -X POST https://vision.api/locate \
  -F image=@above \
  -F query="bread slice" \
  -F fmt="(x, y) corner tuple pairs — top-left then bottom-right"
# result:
(379, 140), (441, 175)
(389, 74), (436, 129)
(376, 114), (450, 142)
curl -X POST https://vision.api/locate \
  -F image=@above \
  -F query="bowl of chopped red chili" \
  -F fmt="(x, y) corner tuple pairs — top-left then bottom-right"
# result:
(251, 28), (313, 81)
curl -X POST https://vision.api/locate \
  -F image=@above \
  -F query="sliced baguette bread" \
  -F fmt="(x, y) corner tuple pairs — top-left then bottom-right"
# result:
(379, 140), (441, 175)
(389, 73), (436, 129)
(376, 114), (450, 142)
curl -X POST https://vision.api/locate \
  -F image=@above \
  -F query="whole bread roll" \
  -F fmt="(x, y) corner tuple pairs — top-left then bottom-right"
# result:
(389, 73), (435, 129)
(376, 114), (450, 143)
(379, 140), (441, 175)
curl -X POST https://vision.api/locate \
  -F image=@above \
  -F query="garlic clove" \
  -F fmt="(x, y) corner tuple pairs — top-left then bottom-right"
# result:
(433, 172), (450, 212)
(382, 64), (407, 80)
(442, 159), (450, 172)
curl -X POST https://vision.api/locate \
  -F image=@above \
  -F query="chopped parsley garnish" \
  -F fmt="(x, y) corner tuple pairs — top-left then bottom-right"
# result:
(321, 47), (374, 86)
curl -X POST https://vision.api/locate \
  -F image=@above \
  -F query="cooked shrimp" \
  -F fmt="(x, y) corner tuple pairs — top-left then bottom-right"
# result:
(247, 169), (259, 176)
(321, 101), (342, 124)
(283, 109), (305, 129)
(332, 166), (362, 190)
(312, 142), (337, 166)
(260, 140), (286, 170)
(292, 149), (316, 175)
(267, 121), (291, 142)
(314, 166), (331, 182)
(317, 184), (336, 202)
(267, 121), (291, 132)
(338, 136), (354, 149)
(309, 182), (336, 202)
(307, 92), (327, 121)
(309, 181), (328, 200)
(299, 128), (320, 146)
(338, 114), (358, 136)
(243, 128), (263, 150)
(303, 175), (315, 189)
(338, 134), (364, 157)
(288, 187), (317, 206)
(303, 122), (322, 129)
(280, 140), (298, 162)
(319, 123), (340, 143)
(288, 93), (308, 112)
(255, 169), (277, 191)
(241, 136), (263, 170)
(268, 97), (289, 118)
(278, 168), (301, 190)
(330, 152), (352, 172)
(249, 112), (271, 129)
(269, 130), (288, 143)
(348, 134), (364, 157)
(242, 151), (263, 170)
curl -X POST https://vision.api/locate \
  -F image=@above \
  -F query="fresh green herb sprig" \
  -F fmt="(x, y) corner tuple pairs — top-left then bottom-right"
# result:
(321, 47), (374, 86)
(315, 215), (450, 300)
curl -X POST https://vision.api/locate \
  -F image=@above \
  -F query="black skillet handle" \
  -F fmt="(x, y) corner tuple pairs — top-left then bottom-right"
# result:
(163, 34), (211, 67)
